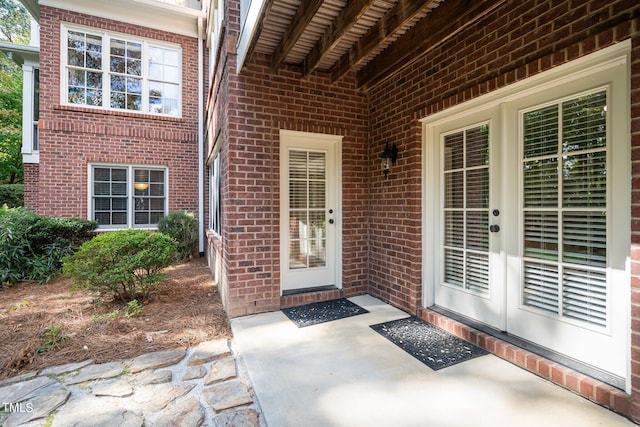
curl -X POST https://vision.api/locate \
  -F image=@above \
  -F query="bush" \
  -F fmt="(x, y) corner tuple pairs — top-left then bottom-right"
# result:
(0, 208), (98, 285)
(157, 211), (198, 260)
(63, 230), (177, 302)
(0, 184), (24, 208)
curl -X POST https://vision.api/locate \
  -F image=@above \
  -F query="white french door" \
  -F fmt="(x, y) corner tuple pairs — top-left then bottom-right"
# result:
(280, 130), (342, 293)
(425, 43), (630, 382)
(432, 110), (506, 330)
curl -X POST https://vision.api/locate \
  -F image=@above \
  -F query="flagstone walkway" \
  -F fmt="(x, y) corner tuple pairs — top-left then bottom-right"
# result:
(0, 339), (263, 427)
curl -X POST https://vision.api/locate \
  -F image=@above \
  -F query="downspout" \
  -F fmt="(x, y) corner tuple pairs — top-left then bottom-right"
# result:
(198, 16), (205, 256)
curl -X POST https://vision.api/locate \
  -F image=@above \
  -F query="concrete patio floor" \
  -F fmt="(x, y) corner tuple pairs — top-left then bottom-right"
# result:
(231, 294), (635, 427)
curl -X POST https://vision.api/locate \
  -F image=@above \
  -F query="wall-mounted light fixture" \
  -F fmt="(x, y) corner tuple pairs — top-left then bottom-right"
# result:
(134, 182), (149, 191)
(381, 142), (398, 178)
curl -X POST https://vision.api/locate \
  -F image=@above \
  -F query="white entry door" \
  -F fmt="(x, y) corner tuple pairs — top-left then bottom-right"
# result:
(280, 130), (341, 293)
(425, 45), (630, 382)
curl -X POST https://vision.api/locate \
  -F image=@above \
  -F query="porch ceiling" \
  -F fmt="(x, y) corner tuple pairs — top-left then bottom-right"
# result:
(249, 0), (506, 90)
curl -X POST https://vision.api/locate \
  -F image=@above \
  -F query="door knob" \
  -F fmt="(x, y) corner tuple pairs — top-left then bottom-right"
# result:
(489, 224), (500, 233)
(329, 219), (335, 224)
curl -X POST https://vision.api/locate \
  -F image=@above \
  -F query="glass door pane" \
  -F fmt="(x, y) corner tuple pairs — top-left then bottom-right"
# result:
(442, 124), (490, 294)
(288, 150), (327, 270)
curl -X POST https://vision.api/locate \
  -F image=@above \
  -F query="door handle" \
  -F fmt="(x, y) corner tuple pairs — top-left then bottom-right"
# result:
(489, 224), (500, 233)
(329, 219), (335, 224)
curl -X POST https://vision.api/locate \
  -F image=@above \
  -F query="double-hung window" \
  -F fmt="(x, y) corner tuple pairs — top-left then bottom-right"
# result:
(90, 164), (168, 229)
(63, 25), (181, 117)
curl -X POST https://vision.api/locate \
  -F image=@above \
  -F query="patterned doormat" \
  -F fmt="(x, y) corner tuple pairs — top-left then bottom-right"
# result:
(370, 316), (489, 370)
(282, 298), (369, 327)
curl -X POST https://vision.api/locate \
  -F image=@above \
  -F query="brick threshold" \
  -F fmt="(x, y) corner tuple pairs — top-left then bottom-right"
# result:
(417, 307), (632, 419)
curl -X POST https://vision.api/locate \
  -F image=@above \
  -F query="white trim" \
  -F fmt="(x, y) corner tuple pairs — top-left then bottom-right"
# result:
(198, 15), (205, 254)
(237, 0), (267, 72)
(40, 0), (204, 37)
(21, 65), (39, 162)
(279, 130), (343, 294)
(421, 41), (631, 387)
(87, 163), (169, 230)
(60, 23), (183, 118)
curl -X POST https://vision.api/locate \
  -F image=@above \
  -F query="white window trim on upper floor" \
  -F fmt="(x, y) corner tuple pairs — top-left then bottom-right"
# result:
(60, 23), (183, 118)
(36, 0), (205, 37)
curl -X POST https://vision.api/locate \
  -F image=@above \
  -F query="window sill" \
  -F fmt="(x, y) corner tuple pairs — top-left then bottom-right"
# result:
(55, 104), (184, 123)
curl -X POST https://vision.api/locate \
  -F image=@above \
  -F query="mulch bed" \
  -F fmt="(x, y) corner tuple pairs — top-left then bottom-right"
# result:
(0, 257), (231, 380)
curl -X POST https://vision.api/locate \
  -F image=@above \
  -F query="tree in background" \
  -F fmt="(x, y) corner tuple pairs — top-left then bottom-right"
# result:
(0, 0), (30, 184)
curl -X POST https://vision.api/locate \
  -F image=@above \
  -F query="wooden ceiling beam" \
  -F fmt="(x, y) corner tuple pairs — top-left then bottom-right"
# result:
(356, 0), (506, 90)
(270, 0), (325, 72)
(302, 0), (377, 78)
(330, 0), (438, 83)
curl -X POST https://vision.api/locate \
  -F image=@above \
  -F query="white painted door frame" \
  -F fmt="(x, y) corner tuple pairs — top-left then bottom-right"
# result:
(279, 130), (342, 294)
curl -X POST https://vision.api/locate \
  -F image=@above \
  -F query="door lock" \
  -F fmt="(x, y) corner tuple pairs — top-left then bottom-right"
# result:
(329, 219), (335, 224)
(489, 224), (500, 233)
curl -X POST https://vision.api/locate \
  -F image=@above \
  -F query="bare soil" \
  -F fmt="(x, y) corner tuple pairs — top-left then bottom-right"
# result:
(0, 258), (231, 380)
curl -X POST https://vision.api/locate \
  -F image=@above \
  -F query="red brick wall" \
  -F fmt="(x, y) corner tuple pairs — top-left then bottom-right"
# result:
(36, 6), (200, 219)
(218, 53), (369, 317)
(209, 1), (369, 318)
(367, 0), (640, 420)
(22, 163), (39, 211)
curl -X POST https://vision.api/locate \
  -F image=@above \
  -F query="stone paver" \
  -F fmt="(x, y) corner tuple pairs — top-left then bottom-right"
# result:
(4, 387), (70, 427)
(0, 376), (57, 404)
(133, 383), (195, 413)
(0, 340), (263, 427)
(91, 378), (133, 397)
(128, 348), (186, 373)
(203, 379), (254, 411)
(187, 339), (230, 366)
(65, 361), (125, 385)
(40, 360), (94, 377)
(183, 364), (207, 380)
(154, 397), (204, 427)
(204, 356), (236, 385)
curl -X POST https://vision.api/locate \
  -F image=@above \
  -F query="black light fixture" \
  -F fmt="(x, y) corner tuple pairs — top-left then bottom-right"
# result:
(380, 142), (398, 178)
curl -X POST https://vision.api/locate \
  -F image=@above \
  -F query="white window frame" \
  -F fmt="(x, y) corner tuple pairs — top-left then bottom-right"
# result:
(88, 163), (169, 230)
(207, 0), (224, 84)
(208, 146), (222, 236)
(61, 23), (182, 118)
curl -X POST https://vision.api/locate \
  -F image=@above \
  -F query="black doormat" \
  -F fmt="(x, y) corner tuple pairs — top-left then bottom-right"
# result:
(370, 316), (489, 370)
(282, 298), (369, 328)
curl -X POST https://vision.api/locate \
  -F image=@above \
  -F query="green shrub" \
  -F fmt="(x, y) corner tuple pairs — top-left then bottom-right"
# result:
(0, 184), (24, 208)
(0, 208), (98, 285)
(63, 230), (177, 302)
(157, 210), (198, 260)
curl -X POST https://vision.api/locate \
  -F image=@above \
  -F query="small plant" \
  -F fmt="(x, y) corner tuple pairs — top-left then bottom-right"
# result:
(63, 230), (177, 302)
(158, 211), (198, 260)
(7, 300), (29, 312)
(90, 310), (119, 322)
(38, 324), (69, 354)
(125, 299), (144, 318)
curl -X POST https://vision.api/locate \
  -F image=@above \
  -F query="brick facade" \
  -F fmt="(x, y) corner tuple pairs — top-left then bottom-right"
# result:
(364, 0), (640, 421)
(206, 0), (640, 421)
(206, 2), (369, 317)
(28, 6), (201, 219)
(28, 0), (640, 422)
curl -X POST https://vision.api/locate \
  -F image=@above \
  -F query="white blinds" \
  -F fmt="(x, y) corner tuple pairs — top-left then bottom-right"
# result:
(288, 150), (327, 270)
(522, 90), (608, 327)
(443, 124), (490, 294)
